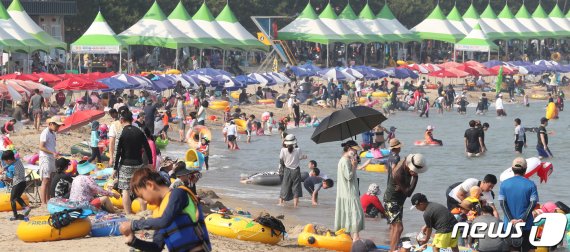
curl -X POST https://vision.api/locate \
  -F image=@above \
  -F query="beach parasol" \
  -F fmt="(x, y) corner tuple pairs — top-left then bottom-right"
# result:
(456, 64), (491, 76)
(58, 110), (105, 133)
(317, 68), (355, 82)
(311, 106), (387, 144)
(428, 69), (470, 78)
(53, 76), (108, 91)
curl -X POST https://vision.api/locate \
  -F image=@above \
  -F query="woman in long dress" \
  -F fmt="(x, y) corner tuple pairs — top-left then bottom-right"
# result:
(335, 140), (370, 241)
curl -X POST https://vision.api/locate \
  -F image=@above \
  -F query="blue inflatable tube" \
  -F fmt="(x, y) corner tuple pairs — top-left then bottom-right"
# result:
(91, 217), (128, 237)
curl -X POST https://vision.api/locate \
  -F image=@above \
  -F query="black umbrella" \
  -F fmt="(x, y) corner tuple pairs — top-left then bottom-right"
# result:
(311, 106), (387, 144)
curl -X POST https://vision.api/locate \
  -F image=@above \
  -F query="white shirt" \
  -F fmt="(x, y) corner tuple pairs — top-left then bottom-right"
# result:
(287, 98), (294, 108)
(227, 124), (237, 136)
(514, 125), (525, 142)
(355, 80), (362, 91)
(39, 127), (56, 157)
(495, 98), (503, 110)
(448, 178), (494, 205)
(113, 102), (125, 110)
(279, 147), (304, 169)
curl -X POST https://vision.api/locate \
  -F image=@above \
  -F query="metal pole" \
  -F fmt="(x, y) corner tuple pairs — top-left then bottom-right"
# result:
(175, 48), (179, 70)
(119, 49), (122, 73)
(199, 49), (203, 68)
(364, 44), (367, 65)
(326, 44), (329, 68)
(222, 50), (226, 70)
(345, 43), (348, 67)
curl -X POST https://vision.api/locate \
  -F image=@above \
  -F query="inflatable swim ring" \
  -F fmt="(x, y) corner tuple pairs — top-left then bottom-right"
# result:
(297, 224), (352, 252)
(210, 100), (229, 107)
(205, 213), (283, 244)
(91, 215), (128, 237)
(242, 171), (309, 186)
(26, 153), (39, 165)
(359, 149), (390, 158)
(257, 99), (275, 105)
(186, 126), (212, 148)
(47, 198), (94, 215)
(209, 104), (228, 111)
(70, 143), (109, 161)
(546, 102), (557, 120)
(425, 84), (438, 89)
(108, 193), (157, 213)
(185, 149), (205, 171)
(0, 192), (28, 212)
(155, 137), (169, 149)
(208, 115), (218, 121)
(17, 215), (91, 242)
(530, 94), (548, 100)
(234, 119), (247, 134)
(414, 140), (442, 146)
(371, 92), (388, 98)
(364, 164), (386, 173)
(500, 158), (553, 183)
(230, 92), (240, 100)
(65, 159), (78, 175)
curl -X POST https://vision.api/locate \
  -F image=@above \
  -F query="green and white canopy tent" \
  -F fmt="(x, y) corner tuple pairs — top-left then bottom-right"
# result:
(0, 1), (46, 53)
(479, 3), (516, 40)
(566, 7), (570, 28)
(318, 3), (365, 43)
(446, 5), (471, 35)
(515, 5), (555, 38)
(532, 4), (569, 38)
(0, 20), (26, 52)
(358, 3), (400, 42)
(411, 4), (464, 43)
(278, 2), (343, 44)
(215, 3), (267, 51)
(462, 3), (480, 28)
(497, 3), (538, 39)
(376, 4), (417, 42)
(7, 0), (66, 50)
(549, 4), (570, 31)
(167, 1), (226, 49)
(455, 23), (498, 53)
(192, 2), (248, 50)
(337, 4), (381, 42)
(71, 12), (126, 54)
(119, 1), (198, 49)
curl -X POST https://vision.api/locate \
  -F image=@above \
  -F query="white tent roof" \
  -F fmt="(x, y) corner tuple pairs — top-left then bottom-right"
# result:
(192, 2), (248, 49)
(215, 4), (266, 50)
(278, 2), (343, 44)
(411, 4), (464, 43)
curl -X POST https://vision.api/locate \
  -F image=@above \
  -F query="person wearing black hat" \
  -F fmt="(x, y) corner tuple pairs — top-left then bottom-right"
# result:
(49, 157), (73, 199)
(170, 161), (201, 194)
(411, 193), (459, 252)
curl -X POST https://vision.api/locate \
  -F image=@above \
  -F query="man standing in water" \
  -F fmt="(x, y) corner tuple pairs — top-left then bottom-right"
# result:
(411, 193), (459, 252)
(499, 157), (538, 252)
(464, 120), (484, 156)
(514, 118), (527, 154)
(536, 117), (553, 159)
(496, 93), (507, 116)
(384, 153), (427, 252)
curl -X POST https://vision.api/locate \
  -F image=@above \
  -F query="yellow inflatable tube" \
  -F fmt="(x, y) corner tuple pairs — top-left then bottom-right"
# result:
(364, 164), (386, 173)
(186, 125), (212, 148)
(297, 224), (352, 252)
(234, 119), (247, 134)
(372, 92), (388, 98)
(205, 213), (282, 245)
(17, 215), (91, 242)
(546, 102), (557, 120)
(0, 192), (29, 212)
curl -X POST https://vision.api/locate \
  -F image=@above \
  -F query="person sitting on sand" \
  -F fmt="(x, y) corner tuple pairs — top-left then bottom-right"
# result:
(424, 125), (443, 145)
(120, 168), (211, 252)
(303, 168), (333, 206)
(49, 157), (73, 199)
(158, 157), (176, 186)
(69, 161), (121, 213)
(1, 119), (16, 135)
(360, 183), (385, 218)
(170, 162), (201, 195)
(1, 150), (31, 220)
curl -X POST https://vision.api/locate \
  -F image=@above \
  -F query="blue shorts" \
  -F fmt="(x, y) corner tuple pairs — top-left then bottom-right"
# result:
(536, 146), (553, 157)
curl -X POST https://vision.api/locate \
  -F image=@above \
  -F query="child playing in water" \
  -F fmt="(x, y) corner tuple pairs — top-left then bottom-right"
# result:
(386, 126), (397, 141)
(1, 150), (31, 220)
(246, 115), (255, 143)
(197, 137), (210, 170)
(424, 125), (443, 145)
(266, 112), (275, 134)
(120, 168), (211, 252)
(303, 168), (334, 206)
(456, 95), (468, 114)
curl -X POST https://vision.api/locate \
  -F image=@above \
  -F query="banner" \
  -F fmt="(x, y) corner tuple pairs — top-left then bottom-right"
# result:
(71, 45), (121, 54)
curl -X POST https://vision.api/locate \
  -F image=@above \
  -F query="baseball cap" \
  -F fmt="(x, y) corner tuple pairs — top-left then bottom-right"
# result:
(511, 157), (527, 170)
(410, 193), (428, 210)
(47, 116), (65, 125)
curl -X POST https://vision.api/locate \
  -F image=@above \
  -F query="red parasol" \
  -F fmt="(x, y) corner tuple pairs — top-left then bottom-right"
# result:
(488, 65), (517, 75)
(58, 110), (105, 133)
(456, 64), (491, 76)
(34, 72), (63, 84)
(464, 60), (485, 68)
(0, 73), (39, 81)
(53, 76), (108, 91)
(428, 68), (470, 78)
(438, 61), (461, 69)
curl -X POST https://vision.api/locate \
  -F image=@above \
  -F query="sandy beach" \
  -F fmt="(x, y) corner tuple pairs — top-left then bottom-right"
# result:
(1, 80), (565, 252)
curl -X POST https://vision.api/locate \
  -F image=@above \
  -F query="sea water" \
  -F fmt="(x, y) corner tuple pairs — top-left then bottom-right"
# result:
(163, 101), (569, 244)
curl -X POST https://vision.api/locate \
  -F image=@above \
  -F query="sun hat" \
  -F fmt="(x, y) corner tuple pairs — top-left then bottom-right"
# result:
(47, 116), (65, 125)
(426, 125), (434, 131)
(511, 157), (527, 170)
(410, 193), (428, 209)
(160, 157), (177, 169)
(342, 140), (361, 151)
(175, 168), (193, 177)
(499, 93), (503, 97)
(283, 134), (297, 145)
(389, 138), (402, 149)
(406, 154), (427, 174)
(77, 161), (95, 175)
(367, 183), (380, 195)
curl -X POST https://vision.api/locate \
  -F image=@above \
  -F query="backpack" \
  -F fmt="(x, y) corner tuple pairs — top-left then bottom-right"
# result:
(254, 215), (286, 239)
(48, 209), (83, 231)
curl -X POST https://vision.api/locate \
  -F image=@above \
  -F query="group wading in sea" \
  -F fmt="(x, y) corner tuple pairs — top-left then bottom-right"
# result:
(0, 67), (568, 252)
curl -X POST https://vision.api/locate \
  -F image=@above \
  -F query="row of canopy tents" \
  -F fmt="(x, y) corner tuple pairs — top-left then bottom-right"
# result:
(279, 1), (570, 55)
(70, 1), (266, 57)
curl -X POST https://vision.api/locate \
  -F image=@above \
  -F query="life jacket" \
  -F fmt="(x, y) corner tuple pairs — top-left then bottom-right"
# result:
(153, 186), (211, 252)
(198, 144), (208, 154)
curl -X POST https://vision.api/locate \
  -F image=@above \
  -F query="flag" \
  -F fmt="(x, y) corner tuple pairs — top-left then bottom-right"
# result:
(495, 66), (503, 94)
